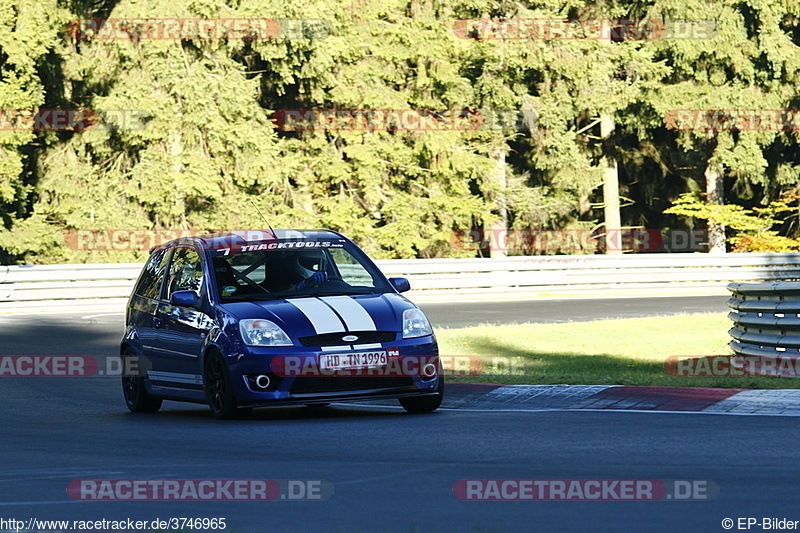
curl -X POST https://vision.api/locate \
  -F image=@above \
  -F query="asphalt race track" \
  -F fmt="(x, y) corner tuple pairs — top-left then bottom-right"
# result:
(420, 295), (729, 327)
(3, 296), (800, 532)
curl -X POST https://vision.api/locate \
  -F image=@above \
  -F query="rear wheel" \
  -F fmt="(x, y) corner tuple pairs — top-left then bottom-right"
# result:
(121, 349), (162, 413)
(400, 374), (444, 414)
(204, 351), (244, 419)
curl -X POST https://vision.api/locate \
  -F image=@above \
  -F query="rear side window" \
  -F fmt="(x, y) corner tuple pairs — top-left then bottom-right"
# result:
(134, 248), (170, 299)
(166, 247), (205, 298)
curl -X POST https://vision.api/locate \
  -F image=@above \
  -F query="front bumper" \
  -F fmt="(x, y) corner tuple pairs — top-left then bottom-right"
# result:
(226, 338), (440, 406)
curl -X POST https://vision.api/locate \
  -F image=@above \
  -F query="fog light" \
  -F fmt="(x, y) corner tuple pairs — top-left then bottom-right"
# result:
(421, 363), (437, 379)
(255, 374), (271, 390)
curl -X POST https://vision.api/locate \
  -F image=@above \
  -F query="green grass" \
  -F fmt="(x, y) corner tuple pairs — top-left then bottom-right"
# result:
(436, 313), (800, 389)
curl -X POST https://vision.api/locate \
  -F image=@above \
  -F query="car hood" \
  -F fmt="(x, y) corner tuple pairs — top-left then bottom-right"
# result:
(221, 293), (417, 338)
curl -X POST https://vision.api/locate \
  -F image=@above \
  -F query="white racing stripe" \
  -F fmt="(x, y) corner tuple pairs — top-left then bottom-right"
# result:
(288, 297), (345, 334)
(320, 296), (376, 331)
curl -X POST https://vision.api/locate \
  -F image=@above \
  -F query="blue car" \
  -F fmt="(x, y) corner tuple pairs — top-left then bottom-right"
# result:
(121, 230), (443, 418)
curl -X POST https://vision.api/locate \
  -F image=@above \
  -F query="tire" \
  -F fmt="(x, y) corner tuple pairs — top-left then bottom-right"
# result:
(121, 349), (162, 413)
(399, 374), (444, 414)
(204, 351), (243, 419)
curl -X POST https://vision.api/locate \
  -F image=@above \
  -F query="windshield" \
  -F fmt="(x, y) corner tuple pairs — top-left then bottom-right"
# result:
(210, 241), (391, 302)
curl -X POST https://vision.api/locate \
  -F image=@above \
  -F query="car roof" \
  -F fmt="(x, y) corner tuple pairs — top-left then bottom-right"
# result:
(150, 229), (347, 253)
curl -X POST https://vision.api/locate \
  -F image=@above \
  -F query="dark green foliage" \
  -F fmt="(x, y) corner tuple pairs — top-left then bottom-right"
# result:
(0, 0), (797, 263)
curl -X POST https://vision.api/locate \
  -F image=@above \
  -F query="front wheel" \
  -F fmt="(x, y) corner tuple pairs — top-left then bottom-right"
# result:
(399, 375), (444, 414)
(121, 349), (162, 413)
(204, 352), (242, 419)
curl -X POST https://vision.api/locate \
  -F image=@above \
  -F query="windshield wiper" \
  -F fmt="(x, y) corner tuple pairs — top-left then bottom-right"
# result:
(222, 288), (383, 302)
(311, 289), (382, 296)
(221, 294), (283, 302)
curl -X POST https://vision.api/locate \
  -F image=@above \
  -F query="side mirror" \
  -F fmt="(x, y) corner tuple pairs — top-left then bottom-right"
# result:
(388, 277), (411, 293)
(170, 290), (200, 308)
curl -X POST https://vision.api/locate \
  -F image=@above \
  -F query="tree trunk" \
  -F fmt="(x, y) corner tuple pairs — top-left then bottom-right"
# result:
(488, 148), (507, 258)
(601, 114), (622, 254)
(705, 164), (726, 253)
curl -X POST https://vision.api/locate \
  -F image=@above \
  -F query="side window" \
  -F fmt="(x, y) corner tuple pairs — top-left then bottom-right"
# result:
(134, 249), (170, 299)
(329, 248), (375, 287)
(166, 247), (205, 299)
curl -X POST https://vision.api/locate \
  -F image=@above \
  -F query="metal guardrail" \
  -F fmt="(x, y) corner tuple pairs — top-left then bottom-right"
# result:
(2, 253), (800, 310)
(728, 281), (800, 357)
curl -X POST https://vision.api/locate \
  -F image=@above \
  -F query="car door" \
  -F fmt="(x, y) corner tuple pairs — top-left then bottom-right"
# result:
(127, 247), (171, 373)
(149, 244), (215, 391)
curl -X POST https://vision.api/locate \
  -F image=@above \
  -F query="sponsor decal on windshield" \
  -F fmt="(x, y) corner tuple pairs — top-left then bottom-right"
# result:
(212, 240), (345, 255)
(238, 241), (344, 252)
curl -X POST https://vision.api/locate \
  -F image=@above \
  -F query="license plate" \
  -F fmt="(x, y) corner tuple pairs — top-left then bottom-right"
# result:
(319, 350), (388, 371)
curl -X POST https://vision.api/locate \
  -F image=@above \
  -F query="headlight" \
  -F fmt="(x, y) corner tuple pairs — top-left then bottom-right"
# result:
(402, 308), (433, 339)
(239, 319), (293, 347)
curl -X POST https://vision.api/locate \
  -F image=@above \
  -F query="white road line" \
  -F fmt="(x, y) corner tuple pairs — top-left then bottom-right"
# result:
(81, 312), (124, 319)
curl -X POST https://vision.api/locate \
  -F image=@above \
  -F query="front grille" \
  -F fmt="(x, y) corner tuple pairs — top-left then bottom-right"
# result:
(298, 330), (396, 347)
(289, 376), (414, 395)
